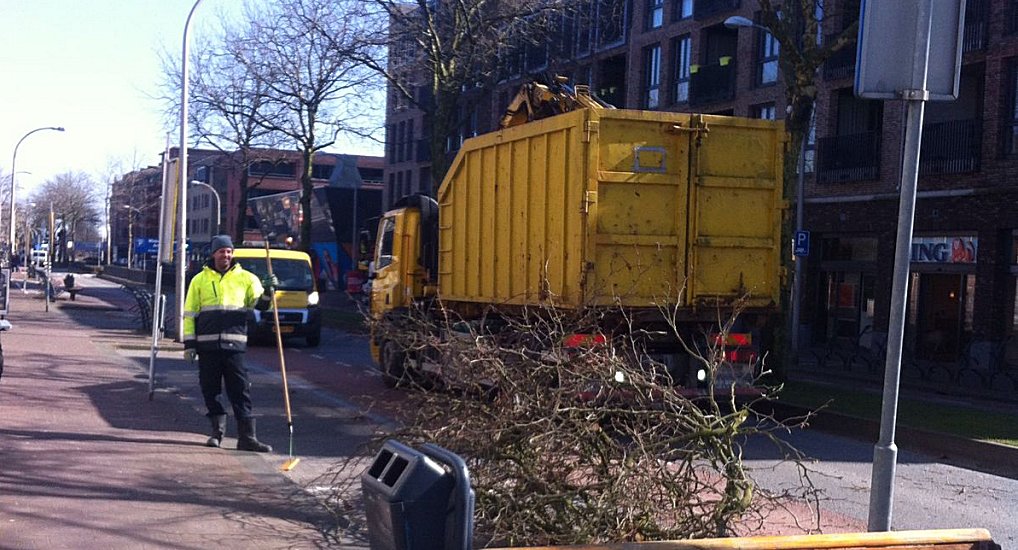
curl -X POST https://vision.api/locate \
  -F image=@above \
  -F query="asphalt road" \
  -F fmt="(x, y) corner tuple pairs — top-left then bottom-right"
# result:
(246, 324), (1018, 545)
(90, 272), (1015, 546)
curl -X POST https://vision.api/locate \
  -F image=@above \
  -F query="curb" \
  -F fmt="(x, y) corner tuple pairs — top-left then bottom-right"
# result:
(762, 402), (1018, 480)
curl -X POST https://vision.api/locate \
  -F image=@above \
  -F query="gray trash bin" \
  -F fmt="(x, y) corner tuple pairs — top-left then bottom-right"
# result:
(362, 439), (474, 550)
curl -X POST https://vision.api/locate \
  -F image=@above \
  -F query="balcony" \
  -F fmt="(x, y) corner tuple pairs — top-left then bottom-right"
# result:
(816, 131), (882, 184)
(919, 119), (981, 176)
(694, 0), (740, 20)
(822, 36), (856, 81)
(963, 0), (988, 52)
(689, 61), (736, 107)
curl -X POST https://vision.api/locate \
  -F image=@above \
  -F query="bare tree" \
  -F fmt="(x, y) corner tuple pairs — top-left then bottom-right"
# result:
(755, 0), (858, 372)
(225, 0), (380, 250)
(29, 172), (102, 263)
(158, 29), (293, 243)
(349, 0), (581, 190)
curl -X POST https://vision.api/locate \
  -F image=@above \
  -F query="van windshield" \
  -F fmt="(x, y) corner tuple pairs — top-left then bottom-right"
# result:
(236, 258), (314, 291)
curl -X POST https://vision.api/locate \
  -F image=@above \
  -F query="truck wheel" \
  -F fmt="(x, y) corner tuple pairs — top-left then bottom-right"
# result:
(306, 330), (321, 347)
(380, 340), (406, 388)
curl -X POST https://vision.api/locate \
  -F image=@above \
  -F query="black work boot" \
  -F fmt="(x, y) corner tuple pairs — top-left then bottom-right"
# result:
(236, 417), (272, 453)
(206, 414), (227, 448)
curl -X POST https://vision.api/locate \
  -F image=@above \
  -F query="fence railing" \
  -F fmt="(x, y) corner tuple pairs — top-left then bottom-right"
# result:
(816, 131), (881, 183)
(920, 119), (981, 176)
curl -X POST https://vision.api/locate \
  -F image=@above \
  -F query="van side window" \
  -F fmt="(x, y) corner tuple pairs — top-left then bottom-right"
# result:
(376, 217), (396, 269)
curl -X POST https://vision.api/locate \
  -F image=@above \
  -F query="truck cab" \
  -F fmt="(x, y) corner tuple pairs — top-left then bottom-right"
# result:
(369, 195), (439, 366)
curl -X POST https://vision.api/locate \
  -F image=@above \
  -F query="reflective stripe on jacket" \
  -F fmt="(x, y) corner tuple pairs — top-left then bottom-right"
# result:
(183, 261), (268, 352)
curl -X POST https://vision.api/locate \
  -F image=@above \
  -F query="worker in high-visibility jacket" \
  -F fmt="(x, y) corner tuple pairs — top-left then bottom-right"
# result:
(183, 234), (274, 452)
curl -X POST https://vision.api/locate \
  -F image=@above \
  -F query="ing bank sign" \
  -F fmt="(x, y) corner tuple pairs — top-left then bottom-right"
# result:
(911, 235), (977, 264)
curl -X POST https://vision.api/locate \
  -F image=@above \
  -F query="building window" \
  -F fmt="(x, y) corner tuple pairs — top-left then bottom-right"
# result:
(644, 44), (662, 109)
(756, 26), (779, 87)
(248, 161), (296, 177)
(804, 110), (816, 173)
(1004, 59), (1018, 157)
(672, 0), (693, 21)
(647, 0), (664, 29)
(388, 173), (395, 207)
(752, 103), (776, 120)
(597, 0), (627, 50)
(576, 0), (593, 57)
(386, 123), (396, 161)
(673, 35), (691, 104)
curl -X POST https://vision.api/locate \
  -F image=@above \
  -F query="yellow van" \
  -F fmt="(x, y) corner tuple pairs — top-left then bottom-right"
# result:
(232, 247), (322, 347)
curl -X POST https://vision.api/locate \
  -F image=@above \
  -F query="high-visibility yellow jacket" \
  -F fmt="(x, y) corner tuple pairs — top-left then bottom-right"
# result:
(183, 260), (270, 352)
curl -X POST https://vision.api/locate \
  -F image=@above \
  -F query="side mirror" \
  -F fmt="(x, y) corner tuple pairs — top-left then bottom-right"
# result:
(0, 319), (12, 332)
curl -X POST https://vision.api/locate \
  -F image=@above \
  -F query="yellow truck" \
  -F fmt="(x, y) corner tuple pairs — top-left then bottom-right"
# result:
(232, 247), (322, 347)
(369, 83), (784, 389)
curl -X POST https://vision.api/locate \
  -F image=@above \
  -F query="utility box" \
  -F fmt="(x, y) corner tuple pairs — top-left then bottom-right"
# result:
(362, 440), (474, 550)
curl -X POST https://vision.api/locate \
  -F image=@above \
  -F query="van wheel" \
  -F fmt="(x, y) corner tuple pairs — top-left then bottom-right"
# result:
(306, 330), (321, 347)
(380, 340), (405, 388)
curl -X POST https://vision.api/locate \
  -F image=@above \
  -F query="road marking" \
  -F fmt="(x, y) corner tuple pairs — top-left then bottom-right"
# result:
(311, 354), (325, 360)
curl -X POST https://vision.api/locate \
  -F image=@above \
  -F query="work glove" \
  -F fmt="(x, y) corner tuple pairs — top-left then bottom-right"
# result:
(261, 274), (279, 294)
(184, 349), (198, 364)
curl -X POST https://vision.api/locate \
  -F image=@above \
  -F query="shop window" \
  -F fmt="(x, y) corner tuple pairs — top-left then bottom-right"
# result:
(823, 271), (875, 345)
(907, 273), (975, 361)
(820, 236), (878, 262)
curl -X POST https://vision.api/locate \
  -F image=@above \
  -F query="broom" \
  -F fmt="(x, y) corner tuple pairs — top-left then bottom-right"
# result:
(264, 239), (300, 471)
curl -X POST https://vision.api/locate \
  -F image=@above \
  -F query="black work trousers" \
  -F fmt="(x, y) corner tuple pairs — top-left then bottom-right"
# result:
(198, 350), (253, 419)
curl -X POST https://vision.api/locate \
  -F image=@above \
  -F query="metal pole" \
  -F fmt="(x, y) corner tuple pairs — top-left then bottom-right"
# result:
(177, 0), (205, 342)
(148, 144), (173, 400)
(868, 1), (932, 532)
(9, 127), (64, 267)
(790, 130), (807, 354)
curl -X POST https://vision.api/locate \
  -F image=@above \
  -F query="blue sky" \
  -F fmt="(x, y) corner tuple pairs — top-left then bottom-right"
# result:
(0, 0), (383, 198)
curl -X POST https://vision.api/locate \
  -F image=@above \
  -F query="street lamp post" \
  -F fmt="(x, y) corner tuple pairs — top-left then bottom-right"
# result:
(724, 15), (808, 354)
(10, 126), (64, 266)
(190, 180), (221, 234)
(176, 0), (206, 342)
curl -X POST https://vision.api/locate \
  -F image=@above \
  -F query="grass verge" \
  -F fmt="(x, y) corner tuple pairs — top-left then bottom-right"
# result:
(778, 380), (1018, 447)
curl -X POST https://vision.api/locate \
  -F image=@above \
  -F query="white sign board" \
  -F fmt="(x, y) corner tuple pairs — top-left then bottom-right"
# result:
(855, 0), (966, 101)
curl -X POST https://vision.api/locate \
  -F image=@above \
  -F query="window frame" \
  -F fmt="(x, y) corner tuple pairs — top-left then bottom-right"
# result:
(644, 44), (663, 109)
(755, 26), (780, 87)
(646, 0), (664, 29)
(672, 34), (691, 104)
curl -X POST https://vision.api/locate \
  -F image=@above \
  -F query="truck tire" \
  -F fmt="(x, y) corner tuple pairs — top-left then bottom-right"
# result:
(306, 330), (321, 347)
(380, 340), (406, 388)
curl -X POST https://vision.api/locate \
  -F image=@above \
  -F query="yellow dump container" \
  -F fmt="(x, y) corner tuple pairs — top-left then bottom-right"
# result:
(436, 107), (784, 312)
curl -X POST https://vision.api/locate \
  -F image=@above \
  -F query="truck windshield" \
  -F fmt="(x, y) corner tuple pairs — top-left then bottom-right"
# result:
(237, 258), (314, 291)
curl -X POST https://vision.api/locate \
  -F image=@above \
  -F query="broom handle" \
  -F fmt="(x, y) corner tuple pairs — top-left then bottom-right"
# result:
(264, 241), (294, 426)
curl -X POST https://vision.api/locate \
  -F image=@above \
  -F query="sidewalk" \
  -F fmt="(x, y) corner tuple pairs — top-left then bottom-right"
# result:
(0, 273), (367, 549)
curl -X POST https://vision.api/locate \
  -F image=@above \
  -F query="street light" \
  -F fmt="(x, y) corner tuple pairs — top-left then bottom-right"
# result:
(176, 0), (207, 342)
(724, 15), (809, 355)
(190, 180), (221, 234)
(10, 126), (64, 265)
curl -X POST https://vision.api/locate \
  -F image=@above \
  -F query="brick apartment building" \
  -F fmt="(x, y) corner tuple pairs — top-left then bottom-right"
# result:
(111, 148), (384, 273)
(384, 0), (1018, 395)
